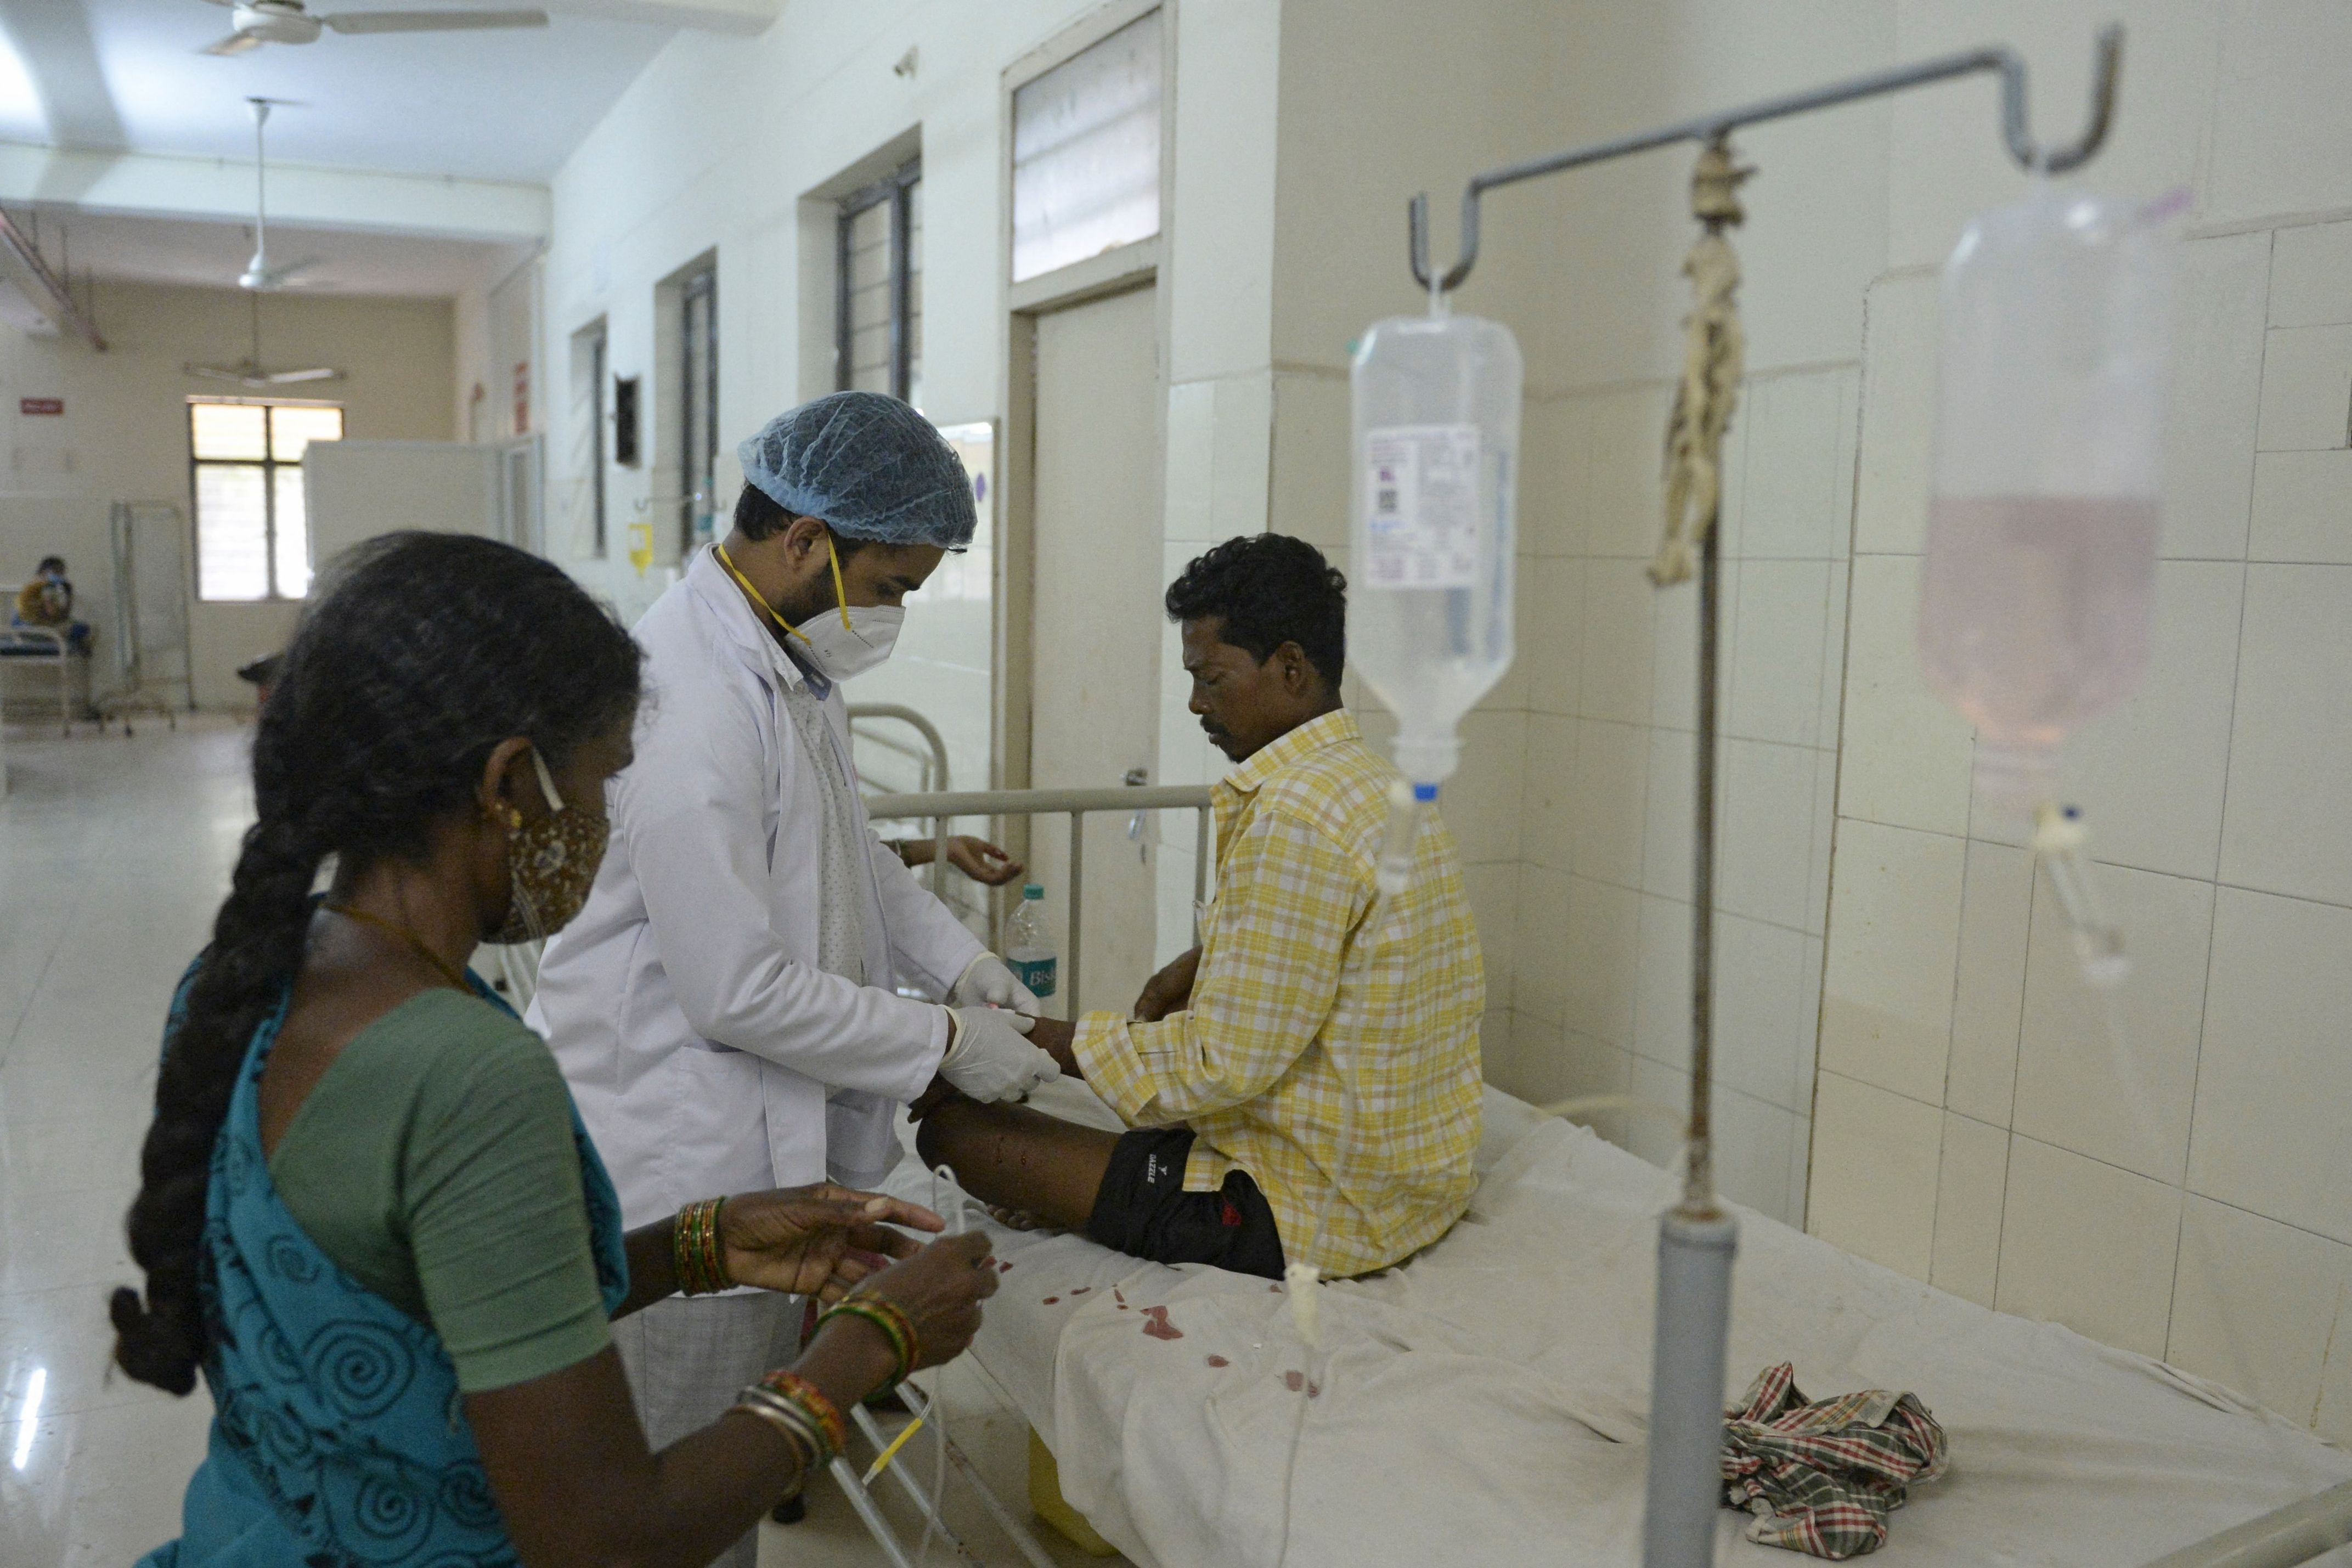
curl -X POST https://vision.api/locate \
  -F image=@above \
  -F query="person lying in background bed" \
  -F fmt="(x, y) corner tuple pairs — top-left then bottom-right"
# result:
(913, 533), (1485, 1282)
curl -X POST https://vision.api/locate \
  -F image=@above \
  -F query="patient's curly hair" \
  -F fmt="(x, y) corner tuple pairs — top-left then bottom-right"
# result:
(1164, 534), (1347, 689)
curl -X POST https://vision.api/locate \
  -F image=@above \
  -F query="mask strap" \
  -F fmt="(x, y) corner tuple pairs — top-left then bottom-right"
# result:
(713, 542), (814, 645)
(527, 746), (566, 814)
(825, 535), (854, 631)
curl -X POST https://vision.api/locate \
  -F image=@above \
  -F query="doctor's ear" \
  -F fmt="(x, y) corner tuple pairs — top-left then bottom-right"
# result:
(781, 513), (833, 562)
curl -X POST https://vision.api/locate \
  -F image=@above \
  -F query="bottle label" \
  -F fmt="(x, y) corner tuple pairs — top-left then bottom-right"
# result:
(1363, 424), (1483, 589)
(1010, 954), (1056, 999)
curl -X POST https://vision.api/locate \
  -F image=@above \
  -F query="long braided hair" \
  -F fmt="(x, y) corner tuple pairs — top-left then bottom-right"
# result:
(110, 533), (642, 1395)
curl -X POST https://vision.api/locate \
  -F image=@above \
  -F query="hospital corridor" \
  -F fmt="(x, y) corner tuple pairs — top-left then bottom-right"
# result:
(1, 2), (2350, 1566)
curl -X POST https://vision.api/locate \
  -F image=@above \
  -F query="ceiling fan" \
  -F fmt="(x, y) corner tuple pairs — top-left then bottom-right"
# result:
(233, 98), (321, 292)
(187, 291), (344, 387)
(200, 0), (549, 57)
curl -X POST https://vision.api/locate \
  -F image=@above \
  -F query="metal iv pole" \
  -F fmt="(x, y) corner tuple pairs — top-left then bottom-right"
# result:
(1400, 30), (2123, 1568)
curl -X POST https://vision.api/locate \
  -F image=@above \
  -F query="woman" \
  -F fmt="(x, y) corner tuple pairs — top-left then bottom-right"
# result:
(109, 533), (997, 1567)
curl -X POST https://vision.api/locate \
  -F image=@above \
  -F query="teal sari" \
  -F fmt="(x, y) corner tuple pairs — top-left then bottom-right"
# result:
(142, 978), (629, 1566)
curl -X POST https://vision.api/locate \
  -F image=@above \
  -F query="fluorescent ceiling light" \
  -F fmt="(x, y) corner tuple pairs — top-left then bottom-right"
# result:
(0, 23), (44, 143)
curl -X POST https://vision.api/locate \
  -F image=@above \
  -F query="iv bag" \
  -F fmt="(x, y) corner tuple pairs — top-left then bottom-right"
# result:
(1350, 308), (1522, 792)
(1921, 185), (2176, 808)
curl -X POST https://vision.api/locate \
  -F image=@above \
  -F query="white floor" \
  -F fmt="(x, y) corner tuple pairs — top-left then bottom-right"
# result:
(0, 719), (1124, 1568)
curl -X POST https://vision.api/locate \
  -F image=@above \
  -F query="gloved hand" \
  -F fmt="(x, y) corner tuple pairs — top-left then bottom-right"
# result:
(949, 952), (1043, 1016)
(938, 1007), (1059, 1102)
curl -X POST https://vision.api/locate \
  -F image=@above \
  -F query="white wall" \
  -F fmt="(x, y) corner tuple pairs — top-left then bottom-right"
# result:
(0, 281), (455, 709)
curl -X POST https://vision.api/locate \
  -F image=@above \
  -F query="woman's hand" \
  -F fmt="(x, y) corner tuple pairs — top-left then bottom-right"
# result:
(943, 836), (1024, 885)
(720, 1186), (943, 1302)
(841, 1231), (999, 1370)
(1133, 945), (1202, 1022)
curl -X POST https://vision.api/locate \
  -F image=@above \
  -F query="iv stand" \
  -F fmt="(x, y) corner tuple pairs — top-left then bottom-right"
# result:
(1403, 30), (2122, 1568)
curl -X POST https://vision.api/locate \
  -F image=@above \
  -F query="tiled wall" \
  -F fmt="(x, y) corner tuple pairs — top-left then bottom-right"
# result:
(1812, 221), (2352, 1445)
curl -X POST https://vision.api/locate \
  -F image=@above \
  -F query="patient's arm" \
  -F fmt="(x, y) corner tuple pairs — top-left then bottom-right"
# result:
(1133, 946), (1202, 1022)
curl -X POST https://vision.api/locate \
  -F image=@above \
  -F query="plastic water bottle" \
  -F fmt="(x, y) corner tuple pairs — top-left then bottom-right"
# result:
(1350, 299), (1521, 892)
(1003, 883), (1056, 1000)
(1922, 184), (2177, 809)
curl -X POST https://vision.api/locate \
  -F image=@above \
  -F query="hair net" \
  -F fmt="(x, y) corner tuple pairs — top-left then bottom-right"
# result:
(737, 391), (977, 548)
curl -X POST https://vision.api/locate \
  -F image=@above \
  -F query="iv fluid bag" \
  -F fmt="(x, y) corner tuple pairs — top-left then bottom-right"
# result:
(1922, 185), (2176, 808)
(1350, 309), (1522, 791)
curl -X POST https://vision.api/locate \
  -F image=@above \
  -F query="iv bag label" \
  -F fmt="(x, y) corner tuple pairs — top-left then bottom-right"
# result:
(1363, 424), (1482, 589)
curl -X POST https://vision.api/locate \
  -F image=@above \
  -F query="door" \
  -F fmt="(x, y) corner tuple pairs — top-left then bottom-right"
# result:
(1028, 281), (1161, 1018)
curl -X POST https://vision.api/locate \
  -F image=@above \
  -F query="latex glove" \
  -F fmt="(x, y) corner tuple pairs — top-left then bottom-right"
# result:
(939, 1007), (1060, 1102)
(950, 952), (1043, 1016)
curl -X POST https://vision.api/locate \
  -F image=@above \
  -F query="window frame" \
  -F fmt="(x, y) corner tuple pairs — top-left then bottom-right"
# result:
(836, 156), (922, 402)
(590, 324), (610, 557)
(679, 266), (718, 551)
(187, 395), (345, 603)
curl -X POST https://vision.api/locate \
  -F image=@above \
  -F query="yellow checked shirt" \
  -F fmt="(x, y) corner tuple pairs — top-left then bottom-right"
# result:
(1073, 709), (1485, 1278)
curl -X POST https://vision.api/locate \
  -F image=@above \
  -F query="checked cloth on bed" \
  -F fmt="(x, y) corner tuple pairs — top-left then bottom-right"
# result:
(1721, 1362), (1950, 1559)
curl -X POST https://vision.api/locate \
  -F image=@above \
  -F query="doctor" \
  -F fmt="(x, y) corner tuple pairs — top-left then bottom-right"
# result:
(531, 393), (1053, 1555)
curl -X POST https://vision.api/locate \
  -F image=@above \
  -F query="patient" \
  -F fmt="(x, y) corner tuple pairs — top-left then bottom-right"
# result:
(914, 534), (1485, 1281)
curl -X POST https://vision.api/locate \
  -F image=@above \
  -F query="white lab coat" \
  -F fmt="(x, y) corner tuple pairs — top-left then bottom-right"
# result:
(529, 547), (984, 1227)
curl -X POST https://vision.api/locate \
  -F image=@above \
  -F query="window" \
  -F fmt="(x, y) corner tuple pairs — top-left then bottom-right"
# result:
(189, 398), (342, 601)
(680, 268), (718, 550)
(837, 157), (922, 404)
(572, 319), (609, 556)
(1011, 10), (1162, 283)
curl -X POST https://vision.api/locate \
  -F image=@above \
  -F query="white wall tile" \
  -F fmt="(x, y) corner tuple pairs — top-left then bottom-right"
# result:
(1462, 861), (1520, 1014)
(1641, 725), (1695, 901)
(1787, 1113), (1815, 1232)
(2060, 562), (2244, 882)
(1447, 710), (1528, 864)
(1209, 368), (1275, 537)
(1728, 560), (1832, 747)
(1740, 369), (1849, 560)
(1524, 556), (1584, 717)
(1571, 718), (1648, 892)
(2255, 325), (2352, 452)
(1522, 395), (1592, 559)
(1511, 862), (1571, 1028)
(2169, 1195), (2352, 1446)
(1804, 747), (1838, 938)
(2190, 888), (2352, 1248)
(1819, 819), (1964, 1106)
(1716, 740), (1820, 932)
(1808, 1070), (1942, 1281)
(1854, 272), (1937, 555)
(1163, 380), (1217, 541)
(1627, 1053), (1691, 1174)
(1929, 1111), (2009, 1309)
(1817, 560), (1850, 751)
(1565, 875), (1642, 1049)
(2270, 220), (2352, 329)
(2250, 448), (2352, 563)
(2163, 232), (2271, 561)
(1946, 839), (2034, 1127)
(1838, 553), (1975, 837)
(2012, 865), (2215, 1185)
(1633, 892), (1693, 1072)
(1481, 557), (1537, 716)
(1716, 1086), (1800, 1227)
(1716, 913), (1812, 1114)
(1648, 556), (1705, 734)
(1478, 1007), (1519, 1095)
(1537, 1030), (1634, 1147)
(1996, 1135), (2182, 1361)
(2207, 1), (2352, 229)
(1267, 371), (1349, 556)
(1588, 385), (1676, 559)
(1520, 713), (1576, 872)
(1579, 557), (1657, 726)
(2220, 565), (2352, 906)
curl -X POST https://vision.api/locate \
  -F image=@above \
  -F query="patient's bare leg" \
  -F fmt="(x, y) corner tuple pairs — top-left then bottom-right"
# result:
(913, 1098), (1121, 1232)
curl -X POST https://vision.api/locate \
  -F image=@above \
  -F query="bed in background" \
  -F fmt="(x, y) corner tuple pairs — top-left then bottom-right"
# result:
(885, 1080), (2350, 1567)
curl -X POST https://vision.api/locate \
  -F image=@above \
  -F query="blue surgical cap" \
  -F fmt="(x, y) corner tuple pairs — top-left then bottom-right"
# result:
(737, 392), (977, 548)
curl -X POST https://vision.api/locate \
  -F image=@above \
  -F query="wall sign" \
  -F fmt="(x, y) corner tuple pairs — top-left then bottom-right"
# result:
(20, 398), (63, 416)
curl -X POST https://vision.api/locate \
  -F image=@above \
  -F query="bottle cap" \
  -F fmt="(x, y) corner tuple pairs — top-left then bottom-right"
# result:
(1023, 883), (1044, 900)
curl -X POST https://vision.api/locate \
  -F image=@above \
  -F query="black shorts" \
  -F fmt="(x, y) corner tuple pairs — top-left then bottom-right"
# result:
(1084, 1127), (1287, 1281)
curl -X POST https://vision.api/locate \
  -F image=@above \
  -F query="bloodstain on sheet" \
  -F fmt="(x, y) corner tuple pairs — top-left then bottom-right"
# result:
(997, 1261), (1013, 1272)
(1282, 1372), (1321, 1397)
(1140, 1305), (1183, 1340)
(1043, 1298), (1059, 1305)
(1205, 1355), (1231, 1368)
(1070, 1287), (1091, 1295)
(1270, 1284), (1283, 1293)
(1114, 1289), (1129, 1310)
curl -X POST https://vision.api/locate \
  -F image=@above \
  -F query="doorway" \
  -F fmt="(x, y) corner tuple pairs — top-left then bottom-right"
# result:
(1026, 280), (1163, 1017)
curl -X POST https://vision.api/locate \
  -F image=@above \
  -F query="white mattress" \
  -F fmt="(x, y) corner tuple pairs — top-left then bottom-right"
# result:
(886, 1082), (2351, 1567)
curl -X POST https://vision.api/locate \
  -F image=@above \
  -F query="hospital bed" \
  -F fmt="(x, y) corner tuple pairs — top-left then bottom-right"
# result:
(886, 1080), (2351, 1567)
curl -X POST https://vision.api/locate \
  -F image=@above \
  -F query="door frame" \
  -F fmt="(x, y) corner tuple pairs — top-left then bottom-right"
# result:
(992, 0), (1177, 871)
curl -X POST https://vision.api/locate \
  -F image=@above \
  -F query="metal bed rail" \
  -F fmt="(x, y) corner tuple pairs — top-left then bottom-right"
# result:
(864, 783), (1215, 1011)
(848, 703), (955, 894)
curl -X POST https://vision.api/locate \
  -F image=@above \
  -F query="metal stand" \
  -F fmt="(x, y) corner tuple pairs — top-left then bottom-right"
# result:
(1394, 30), (2125, 1568)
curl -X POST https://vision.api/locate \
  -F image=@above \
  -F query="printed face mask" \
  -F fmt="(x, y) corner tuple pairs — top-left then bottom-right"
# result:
(716, 534), (904, 684)
(490, 747), (608, 944)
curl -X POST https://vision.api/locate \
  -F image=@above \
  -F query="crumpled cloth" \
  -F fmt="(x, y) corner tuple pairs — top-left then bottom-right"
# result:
(1721, 1362), (1950, 1559)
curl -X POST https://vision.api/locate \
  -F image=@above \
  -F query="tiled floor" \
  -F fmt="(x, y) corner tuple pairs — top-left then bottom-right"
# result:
(0, 719), (1121, 1567)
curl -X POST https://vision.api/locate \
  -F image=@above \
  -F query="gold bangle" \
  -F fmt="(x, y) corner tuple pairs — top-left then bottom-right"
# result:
(675, 1197), (731, 1295)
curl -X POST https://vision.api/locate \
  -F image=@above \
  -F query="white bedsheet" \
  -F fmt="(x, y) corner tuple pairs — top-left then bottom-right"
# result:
(888, 1082), (2350, 1567)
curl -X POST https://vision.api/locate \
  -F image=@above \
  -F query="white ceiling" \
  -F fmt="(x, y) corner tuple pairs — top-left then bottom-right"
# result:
(0, 0), (676, 184)
(15, 205), (529, 295)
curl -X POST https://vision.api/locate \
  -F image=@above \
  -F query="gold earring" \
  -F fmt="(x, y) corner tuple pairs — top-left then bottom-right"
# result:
(505, 806), (524, 832)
